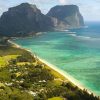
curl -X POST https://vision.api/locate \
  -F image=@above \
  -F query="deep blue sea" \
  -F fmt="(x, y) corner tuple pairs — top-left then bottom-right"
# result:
(15, 22), (100, 96)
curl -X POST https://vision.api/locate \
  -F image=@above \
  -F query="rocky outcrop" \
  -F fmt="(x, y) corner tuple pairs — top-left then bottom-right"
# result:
(0, 3), (84, 36)
(47, 5), (84, 29)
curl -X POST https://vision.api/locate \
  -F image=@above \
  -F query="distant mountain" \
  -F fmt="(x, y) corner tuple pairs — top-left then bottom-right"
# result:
(0, 3), (84, 36)
(47, 5), (84, 29)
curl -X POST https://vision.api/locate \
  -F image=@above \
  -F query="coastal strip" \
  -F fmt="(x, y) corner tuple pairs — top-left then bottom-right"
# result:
(8, 40), (96, 96)
(37, 56), (92, 93)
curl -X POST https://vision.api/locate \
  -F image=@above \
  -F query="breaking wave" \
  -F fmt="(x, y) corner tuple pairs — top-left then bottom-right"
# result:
(68, 33), (100, 41)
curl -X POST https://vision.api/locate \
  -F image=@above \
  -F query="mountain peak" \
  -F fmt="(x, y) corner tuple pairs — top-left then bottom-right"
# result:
(47, 5), (84, 28)
(17, 3), (37, 9)
(0, 3), (84, 36)
(8, 3), (40, 13)
(0, 3), (58, 36)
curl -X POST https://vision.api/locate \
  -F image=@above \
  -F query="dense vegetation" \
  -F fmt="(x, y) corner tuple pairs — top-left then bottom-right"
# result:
(0, 42), (99, 100)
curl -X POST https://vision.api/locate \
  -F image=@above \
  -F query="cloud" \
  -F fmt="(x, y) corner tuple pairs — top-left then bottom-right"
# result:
(0, 0), (9, 15)
(0, 0), (100, 21)
(59, 0), (68, 5)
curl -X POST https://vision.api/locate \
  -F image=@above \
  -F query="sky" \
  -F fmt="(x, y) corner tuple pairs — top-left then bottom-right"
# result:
(0, 0), (100, 21)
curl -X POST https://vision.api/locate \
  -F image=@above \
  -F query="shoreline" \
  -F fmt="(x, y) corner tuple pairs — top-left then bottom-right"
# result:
(37, 56), (92, 93)
(8, 40), (97, 97)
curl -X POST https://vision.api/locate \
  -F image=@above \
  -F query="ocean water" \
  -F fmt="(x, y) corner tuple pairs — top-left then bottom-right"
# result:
(14, 22), (100, 96)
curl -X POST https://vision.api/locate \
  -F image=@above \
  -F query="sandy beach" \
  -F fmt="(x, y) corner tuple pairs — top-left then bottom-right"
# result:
(9, 40), (95, 96)
(37, 56), (93, 94)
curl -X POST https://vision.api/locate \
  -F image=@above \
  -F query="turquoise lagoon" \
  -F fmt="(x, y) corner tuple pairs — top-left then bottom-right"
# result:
(15, 22), (100, 96)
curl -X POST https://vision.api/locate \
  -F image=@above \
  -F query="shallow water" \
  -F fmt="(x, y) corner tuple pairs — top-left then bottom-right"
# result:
(15, 22), (100, 96)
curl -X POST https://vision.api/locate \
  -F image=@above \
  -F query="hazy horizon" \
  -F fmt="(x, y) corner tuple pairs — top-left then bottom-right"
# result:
(0, 0), (100, 21)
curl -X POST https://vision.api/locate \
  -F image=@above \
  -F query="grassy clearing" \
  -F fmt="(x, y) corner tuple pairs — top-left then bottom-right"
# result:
(0, 55), (19, 67)
(0, 45), (35, 67)
(48, 97), (64, 100)
(0, 46), (33, 57)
